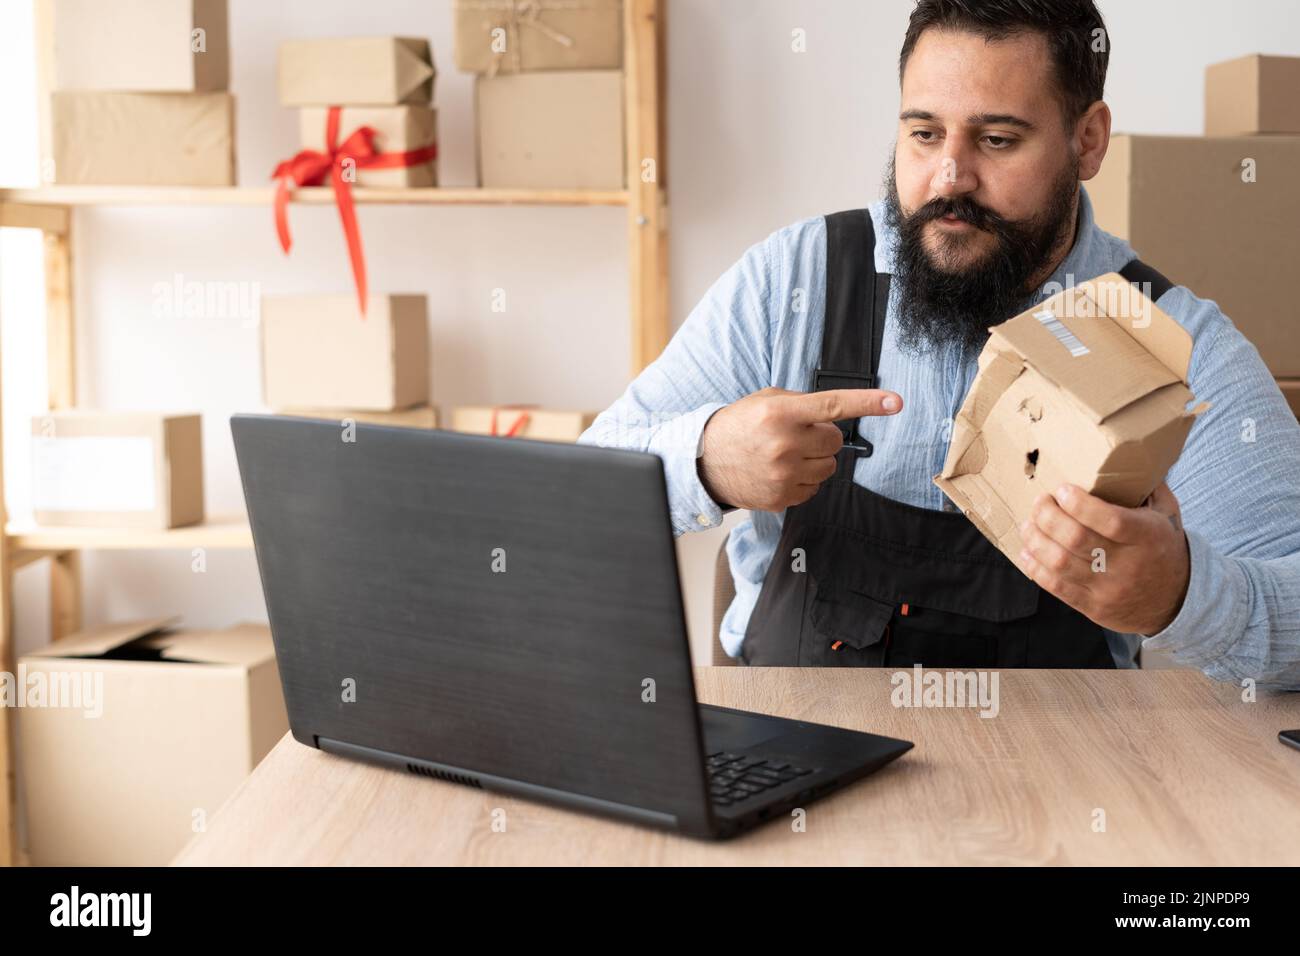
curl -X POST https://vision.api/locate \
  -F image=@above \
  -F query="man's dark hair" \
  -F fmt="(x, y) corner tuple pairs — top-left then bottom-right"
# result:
(899, 0), (1109, 125)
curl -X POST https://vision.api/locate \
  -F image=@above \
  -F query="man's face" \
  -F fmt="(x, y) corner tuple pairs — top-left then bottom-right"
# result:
(894, 28), (1076, 274)
(884, 27), (1087, 354)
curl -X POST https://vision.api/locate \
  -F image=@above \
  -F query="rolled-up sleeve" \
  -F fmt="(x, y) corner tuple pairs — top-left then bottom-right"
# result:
(1139, 298), (1300, 688)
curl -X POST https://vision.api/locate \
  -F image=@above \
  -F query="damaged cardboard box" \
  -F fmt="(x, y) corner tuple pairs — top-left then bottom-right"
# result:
(935, 273), (1209, 564)
(53, 0), (229, 92)
(1206, 54), (1300, 135)
(298, 106), (438, 186)
(51, 91), (236, 186)
(451, 406), (595, 442)
(261, 294), (430, 411)
(1087, 135), (1300, 377)
(278, 36), (435, 106)
(17, 617), (288, 865)
(32, 411), (204, 529)
(452, 0), (623, 74)
(475, 70), (624, 188)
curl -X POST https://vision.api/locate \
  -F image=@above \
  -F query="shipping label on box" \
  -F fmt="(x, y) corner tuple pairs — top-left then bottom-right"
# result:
(278, 36), (435, 106)
(53, 0), (229, 92)
(451, 405), (595, 442)
(453, 0), (622, 74)
(475, 70), (624, 188)
(18, 618), (288, 866)
(935, 274), (1209, 565)
(261, 294), (430, 411)
(299, 106), (438, 187)
(51, 91), (236, 186)
(31, 412), (204, 529)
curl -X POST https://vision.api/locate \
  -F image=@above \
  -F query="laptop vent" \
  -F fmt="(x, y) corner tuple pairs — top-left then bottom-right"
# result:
(406, 762), (483, 788)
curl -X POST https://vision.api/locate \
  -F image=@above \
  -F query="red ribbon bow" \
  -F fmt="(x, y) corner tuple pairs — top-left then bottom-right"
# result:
(272, 106), (438, 316)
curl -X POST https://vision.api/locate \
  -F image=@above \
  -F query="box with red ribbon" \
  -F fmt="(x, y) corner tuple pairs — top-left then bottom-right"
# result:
(298, 106), (438, 187)
(451, 406), (597, 442)
(271, 36), (440, 314)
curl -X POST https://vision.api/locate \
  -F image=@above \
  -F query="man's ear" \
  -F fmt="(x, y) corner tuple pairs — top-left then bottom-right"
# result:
(1076, 101), (1111, 181)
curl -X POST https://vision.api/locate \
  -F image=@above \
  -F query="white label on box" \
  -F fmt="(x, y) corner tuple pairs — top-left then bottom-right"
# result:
(33, 436), (157, 512)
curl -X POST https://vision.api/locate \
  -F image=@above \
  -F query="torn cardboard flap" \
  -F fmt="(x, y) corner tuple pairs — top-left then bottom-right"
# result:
(26, 618), (274, 668)
(935, 273), (1209, 565)
(24, 616), (181, 659)
(135, 623), (276, 668)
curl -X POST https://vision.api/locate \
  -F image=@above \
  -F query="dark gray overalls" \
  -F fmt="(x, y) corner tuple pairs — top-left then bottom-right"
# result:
(740, 208), (1172, 668)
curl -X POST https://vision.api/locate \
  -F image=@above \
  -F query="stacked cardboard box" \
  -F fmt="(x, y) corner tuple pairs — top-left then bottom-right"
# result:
(452, 0), (626, 188)
(1089, 54), (1300, 417)
(260, 294), (435, 422)
(278, 37), (439, 187)
(31, 412), (205, 529)
(49, 0), (235, 185)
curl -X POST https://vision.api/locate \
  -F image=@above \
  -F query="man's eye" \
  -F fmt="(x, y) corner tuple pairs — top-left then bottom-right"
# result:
(983, 135), (1014, 149)
(910, 129), (938, 143)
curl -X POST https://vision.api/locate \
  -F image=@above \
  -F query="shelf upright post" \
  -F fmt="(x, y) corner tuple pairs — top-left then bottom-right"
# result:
(625, 0), (669, 374)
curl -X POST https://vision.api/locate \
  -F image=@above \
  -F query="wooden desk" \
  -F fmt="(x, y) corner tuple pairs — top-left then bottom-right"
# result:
(174, 669), (1300, 865)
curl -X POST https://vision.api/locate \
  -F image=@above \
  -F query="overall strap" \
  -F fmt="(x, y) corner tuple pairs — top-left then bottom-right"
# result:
(816, 208), (891, 465)
(1118, 257), (1174, 301)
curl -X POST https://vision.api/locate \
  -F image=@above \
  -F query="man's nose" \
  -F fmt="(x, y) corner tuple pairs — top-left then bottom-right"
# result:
(930, 141), (978, 197)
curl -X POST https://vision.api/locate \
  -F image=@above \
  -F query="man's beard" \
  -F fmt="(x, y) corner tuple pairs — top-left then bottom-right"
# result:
(882, 155), (1079, 356)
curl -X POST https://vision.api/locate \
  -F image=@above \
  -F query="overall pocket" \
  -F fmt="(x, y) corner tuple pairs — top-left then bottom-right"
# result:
(804, 577), (895, 667)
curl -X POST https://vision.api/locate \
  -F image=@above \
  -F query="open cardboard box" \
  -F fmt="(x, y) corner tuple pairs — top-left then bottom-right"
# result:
(935, 273), (1209, 565)
(18, 617), (287, 866)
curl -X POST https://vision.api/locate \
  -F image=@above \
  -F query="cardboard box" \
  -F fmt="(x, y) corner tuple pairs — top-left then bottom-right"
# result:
(50, 91), (236, 186)
(1277, 379), (1300, 419)
(299, 106), (437, 187)
(18, 618), (287, 866)
(935, 273), (1208, 564)
(451, 406), (596, 442)
(32, 412), (204, 529)
(261, 294), (429, 411)
(453, 0), (622, 74)
(476, 71), (624, 188)
(1206, 55), (1300, 135)
(278, 37), (435, 106)
(1088, 134), (1300, 377)
(278, 405), (440, 429)
(53, 0), (229, 92)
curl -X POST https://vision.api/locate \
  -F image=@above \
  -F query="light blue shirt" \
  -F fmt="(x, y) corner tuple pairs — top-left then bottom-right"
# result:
(579, 188), (1300, 687)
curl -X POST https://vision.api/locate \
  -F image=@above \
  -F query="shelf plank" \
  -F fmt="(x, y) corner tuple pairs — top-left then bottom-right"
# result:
(0, 186), (629, 208)
(6, 515), (254, 551)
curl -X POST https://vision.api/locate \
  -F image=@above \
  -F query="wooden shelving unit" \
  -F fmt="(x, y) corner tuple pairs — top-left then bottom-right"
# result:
(0, 186), (632, 207)
(0, 0), (668, 866)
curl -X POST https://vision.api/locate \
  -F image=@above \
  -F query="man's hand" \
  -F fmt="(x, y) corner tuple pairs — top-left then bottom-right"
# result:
(698, 386), (903, 512)
(1017, 481), (1191, 637)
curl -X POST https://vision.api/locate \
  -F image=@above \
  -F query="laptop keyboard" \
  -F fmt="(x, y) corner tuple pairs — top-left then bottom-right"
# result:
(706, 751), (815, 807)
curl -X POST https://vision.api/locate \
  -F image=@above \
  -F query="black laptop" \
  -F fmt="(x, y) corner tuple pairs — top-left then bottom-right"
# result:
(231, 414), (912, 839)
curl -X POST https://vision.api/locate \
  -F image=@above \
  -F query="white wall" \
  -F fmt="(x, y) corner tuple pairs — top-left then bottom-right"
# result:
(6, 0), (1300, 664)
